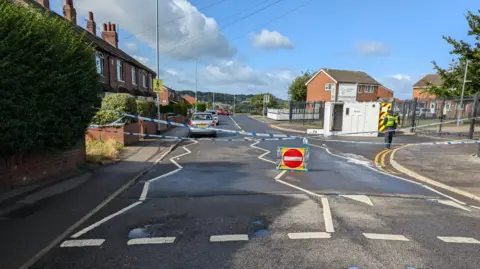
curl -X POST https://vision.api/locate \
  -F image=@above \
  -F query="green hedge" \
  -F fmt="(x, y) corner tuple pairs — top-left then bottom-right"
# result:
(136, 100), (156, 117)
(161, 103), (189, 116)
(0, 1), (101, 156)
(91, 94), (137, 125)
(194, 102), (207, 112)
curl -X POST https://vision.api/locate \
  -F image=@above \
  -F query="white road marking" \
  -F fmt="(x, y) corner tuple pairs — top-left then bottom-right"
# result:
(229, 116), (244, 131)
(363, 233), (409, 241)
(210, 234), (249, 242)
(321, 197), (334, 233)
(309, 143), (469, 205)
(249, 141), (276, 164)
(430, 199), (471, 212)
(437, 236), (480, 244)
(288, 232), (331, 239)
(71, 201), (142, 238)
(274, 170), (287, 180)
(139, 140), (198, 201)
(127, 237), (176, 245)
(471, 205), (480, 210)
(341, 195), (373, 206)
(60, 239), (105, 247)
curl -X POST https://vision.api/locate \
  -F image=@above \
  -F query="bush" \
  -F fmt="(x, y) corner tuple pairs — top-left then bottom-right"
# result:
(161, 103), (188, 116)
(85, 137), (123, 164)
(136, 100), (156, 117)
(91, 94), (137, 125)
(194, 102), (207, 112)
(0, 1), (101, 156)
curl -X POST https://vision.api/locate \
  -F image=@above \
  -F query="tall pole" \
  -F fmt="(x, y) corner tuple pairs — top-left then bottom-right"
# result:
(155, 0), (160, 121)
(457, 59), (469, 126)
(195, 60), (198, 112)
(233, 94), (236, 114)
(213, 92), (215, 109)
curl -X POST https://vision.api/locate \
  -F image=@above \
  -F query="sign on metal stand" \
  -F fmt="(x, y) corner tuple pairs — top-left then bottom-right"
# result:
(276, 146), (310, 172)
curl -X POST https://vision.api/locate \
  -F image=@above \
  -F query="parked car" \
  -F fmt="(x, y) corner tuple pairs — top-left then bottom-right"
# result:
(188, 113), (217, 137)
(205, 110), (219, 124)
(216, 108), (224, 115)
(223, 109), (230, 115)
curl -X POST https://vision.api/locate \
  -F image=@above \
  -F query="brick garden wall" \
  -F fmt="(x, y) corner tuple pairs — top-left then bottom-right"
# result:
(0, 142), (85, 193)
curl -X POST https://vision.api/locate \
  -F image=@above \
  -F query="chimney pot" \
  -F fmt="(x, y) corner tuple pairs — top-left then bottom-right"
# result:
(112, 24), (116, 32)
(63, 0), (77, 24)
(108, 22), (112, 31)
(103, 23), (107, 31)
(87, 11), (96, 35)
(102, 22), (119, 48)
(88, 11), (94, 20)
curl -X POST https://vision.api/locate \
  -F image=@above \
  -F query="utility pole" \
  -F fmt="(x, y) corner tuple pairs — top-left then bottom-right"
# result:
(213, 92), (215, 109)
(195, 60), (198, 112)
(155, 0), (160, 121)
(457, 59), (469, 126)
(233, 94), (236, 114)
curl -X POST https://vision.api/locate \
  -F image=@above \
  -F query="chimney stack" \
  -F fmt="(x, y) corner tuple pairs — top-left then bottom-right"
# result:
(86, 11), (96, 35)
(36, 0), (50, 9)
(63, 0), (77, 24)
(102, 22), (118, 48)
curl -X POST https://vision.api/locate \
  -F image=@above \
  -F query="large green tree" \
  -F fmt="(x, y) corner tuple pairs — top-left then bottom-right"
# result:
(429, 10), (480, 97)
(288, 71), (313, 101)
(250, 93), (278, 109)
(0, 1), (101, 156)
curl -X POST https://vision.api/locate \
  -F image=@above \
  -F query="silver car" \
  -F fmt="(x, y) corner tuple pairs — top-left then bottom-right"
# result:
(205, 110), (219, 124)
(188, 113), (217, 137)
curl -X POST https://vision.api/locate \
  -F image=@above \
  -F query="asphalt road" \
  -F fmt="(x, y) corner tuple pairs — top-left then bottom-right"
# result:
(32, 115), (480, 269)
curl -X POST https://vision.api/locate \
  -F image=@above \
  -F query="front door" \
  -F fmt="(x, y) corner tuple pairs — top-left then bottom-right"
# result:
(332, 104), (343, 131)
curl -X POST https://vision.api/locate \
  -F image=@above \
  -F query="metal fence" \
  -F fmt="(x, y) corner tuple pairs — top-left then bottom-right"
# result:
(392, 94), (480, 139)
(268, 101), (325, 128)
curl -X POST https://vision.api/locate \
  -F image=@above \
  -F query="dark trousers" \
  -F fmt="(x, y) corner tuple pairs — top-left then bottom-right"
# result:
(385, 127), (395, 148)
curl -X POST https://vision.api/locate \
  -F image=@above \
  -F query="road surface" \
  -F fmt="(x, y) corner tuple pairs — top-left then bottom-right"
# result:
(32, 116), (480, 269)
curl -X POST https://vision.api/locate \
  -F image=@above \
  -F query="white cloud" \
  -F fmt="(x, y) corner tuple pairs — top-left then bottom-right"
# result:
(250, 29), (294, 50)
(124, 42), (137, 53)
(355, 41), (390, 57)
(75, 0), (236, 61)
(166, 69), (178, 76)
(392, 74), (411, 81)
(133, 55), (149, 64)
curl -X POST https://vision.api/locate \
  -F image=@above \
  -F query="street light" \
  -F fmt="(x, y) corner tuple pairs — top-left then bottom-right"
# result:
(195, 60), (198, 112)
(457, 59), (470, 126)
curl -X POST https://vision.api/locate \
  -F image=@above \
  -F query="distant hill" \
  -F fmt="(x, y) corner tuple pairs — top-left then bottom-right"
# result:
(177, 90), (256, 105)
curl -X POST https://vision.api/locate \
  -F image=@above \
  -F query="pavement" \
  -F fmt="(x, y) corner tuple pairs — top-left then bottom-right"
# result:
(19, 115), (480, 269)
(0, 126), (188, 269)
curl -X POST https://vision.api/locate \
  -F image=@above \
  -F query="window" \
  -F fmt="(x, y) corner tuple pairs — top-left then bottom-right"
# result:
(142, 72), (147, 88)
(131, 67), (137, 85)
(149, 74), (153, 89)
(116, 59), (124, 81)
(358, 85), (364, 93)
(325, 83), (335, 91)
(366, 85), (375, 93)
(95, 52), (104, 75)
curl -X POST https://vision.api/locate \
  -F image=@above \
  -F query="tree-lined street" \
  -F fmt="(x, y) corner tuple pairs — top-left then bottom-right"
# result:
(29, 116), (480, 269)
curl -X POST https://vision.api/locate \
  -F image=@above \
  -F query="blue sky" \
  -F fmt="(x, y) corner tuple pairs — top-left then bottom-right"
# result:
(49, 0), (478, 99)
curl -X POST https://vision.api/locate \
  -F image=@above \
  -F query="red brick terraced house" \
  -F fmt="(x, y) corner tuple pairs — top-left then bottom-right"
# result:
(17, 0), (157, 101)
(305, 68), (394, 103)
(159, 85), (187, 106)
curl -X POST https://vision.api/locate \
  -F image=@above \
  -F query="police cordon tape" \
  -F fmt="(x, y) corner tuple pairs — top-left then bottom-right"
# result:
(91, 129), (300, 142)
(103, 110), (301, 139)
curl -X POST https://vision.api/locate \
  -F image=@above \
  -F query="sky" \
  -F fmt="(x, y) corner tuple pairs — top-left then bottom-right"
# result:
(48, 0), (479, 100)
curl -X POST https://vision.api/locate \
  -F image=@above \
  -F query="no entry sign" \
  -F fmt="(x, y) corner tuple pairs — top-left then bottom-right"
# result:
(277, 146), (309, 172)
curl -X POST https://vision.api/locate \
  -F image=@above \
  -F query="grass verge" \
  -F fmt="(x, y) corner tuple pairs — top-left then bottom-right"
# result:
(86, 137), (123, 164)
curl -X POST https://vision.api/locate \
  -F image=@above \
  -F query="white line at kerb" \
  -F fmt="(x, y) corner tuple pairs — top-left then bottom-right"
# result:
(437, 236), (480, 244)
(127, 237), (176, 245)
(321, 198), (334, 233)
(288, 232), (331, 239)
(363, 233), (409, 241)
(210, 234), (249, 242)
(60, 239), (105, 247)
(70, 201), (142, 238)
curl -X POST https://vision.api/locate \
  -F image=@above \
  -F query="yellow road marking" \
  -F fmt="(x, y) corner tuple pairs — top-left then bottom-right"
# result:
(374, 149), (389, 167)
(374, 148), (401, 175)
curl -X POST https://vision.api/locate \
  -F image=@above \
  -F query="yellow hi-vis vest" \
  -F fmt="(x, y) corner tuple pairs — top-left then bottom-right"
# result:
(386, 115), (396, 127)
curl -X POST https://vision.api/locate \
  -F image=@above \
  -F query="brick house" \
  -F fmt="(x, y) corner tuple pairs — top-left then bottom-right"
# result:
(412, 74), (440, 100)
(305, 68), (394, 103)
(159, 85), (186, 106)
(21, 0), (157, 100)
(182, 94), (196, 105)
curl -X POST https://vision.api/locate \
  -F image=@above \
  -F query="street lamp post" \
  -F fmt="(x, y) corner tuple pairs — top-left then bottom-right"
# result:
(233, 94), (236, 114)
(457, 59), (469, 126)
(195, 60), (198, 112)
(155, 0), (160, 122)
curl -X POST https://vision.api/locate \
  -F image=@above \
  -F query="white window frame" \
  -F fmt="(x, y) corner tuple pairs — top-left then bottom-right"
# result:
(325, 83), (335, 91)
(116, 59), (124, 82)
(131, 67), (137, 85)
(358, 85), (364, 93)
(142, 72), (147, 88)
(95, 52), (104, 75)
(365, 85), (375, 93)
(149, 74), (153, 89)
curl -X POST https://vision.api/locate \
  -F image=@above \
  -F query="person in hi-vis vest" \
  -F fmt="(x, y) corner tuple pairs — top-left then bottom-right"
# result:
(383, 110), (399, 149)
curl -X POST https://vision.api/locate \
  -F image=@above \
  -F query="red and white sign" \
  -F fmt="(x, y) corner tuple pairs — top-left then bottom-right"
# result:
(282, 148), (304, 169)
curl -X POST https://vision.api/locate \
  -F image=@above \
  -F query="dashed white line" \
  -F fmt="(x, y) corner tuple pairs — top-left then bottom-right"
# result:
(341, 195), (373, 206)
(210, 234), (249, 242)
(70, 201), (142, 238)
(471, 205), (480, 210)
(322, 197), (335, 233)
(437, 236), (480, 244)
(363, 233), (409, 241)
(288, 232), (331, 239)
(60, 239), (105, 247)
(127, 237), (176, 245)
(430, 199), (471, 212)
